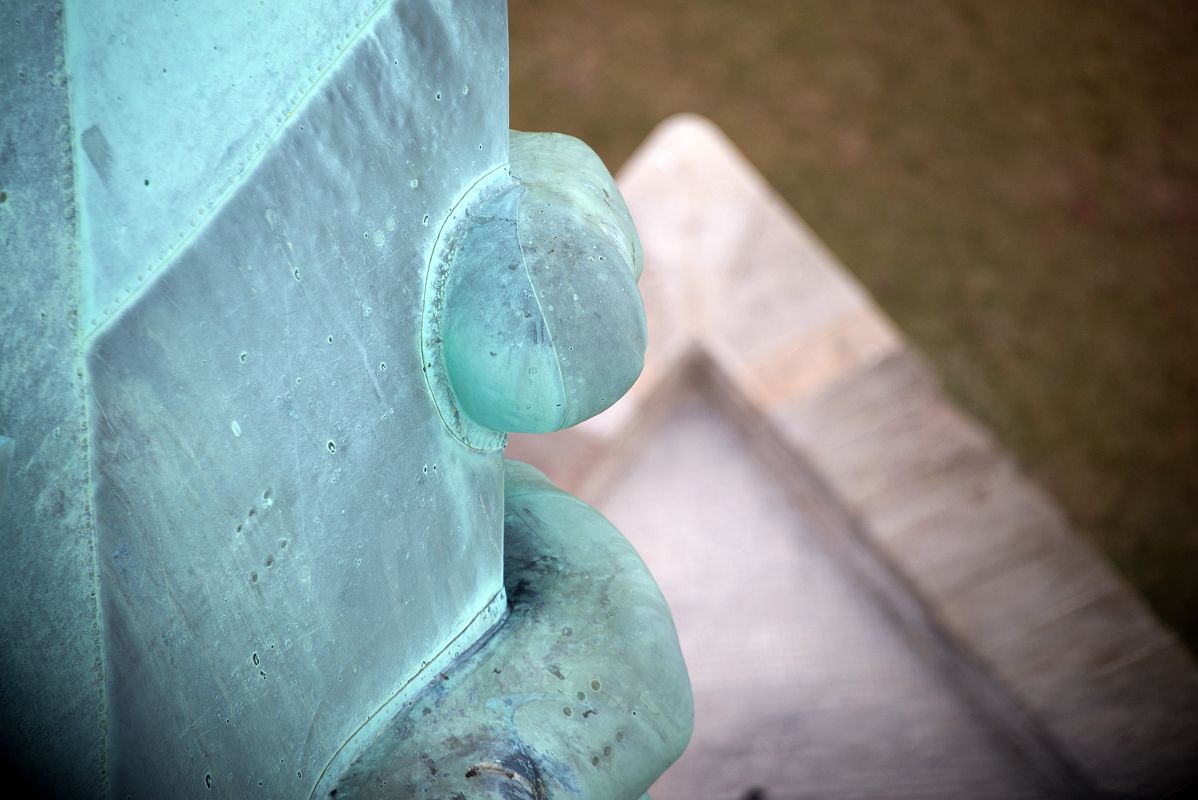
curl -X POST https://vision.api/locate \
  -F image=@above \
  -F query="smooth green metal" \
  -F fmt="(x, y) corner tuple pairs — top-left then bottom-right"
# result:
(0, 2), (690, 797)
(438, 131), (647, 435)
(0, 5), (106, 796)
(330, 461), (692, 799)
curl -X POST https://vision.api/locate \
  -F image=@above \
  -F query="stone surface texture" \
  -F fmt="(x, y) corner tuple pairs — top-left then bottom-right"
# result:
(509, 114), (1198, 799)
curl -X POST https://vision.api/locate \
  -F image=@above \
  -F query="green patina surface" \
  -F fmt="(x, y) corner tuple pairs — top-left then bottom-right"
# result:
(439, 131), (646, 435)
(0, 2), (689, 797)
(0, 4), (105, 796)
(331, 461), (692, 799)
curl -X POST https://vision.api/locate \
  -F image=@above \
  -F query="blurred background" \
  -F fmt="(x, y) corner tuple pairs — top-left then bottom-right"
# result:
(509, 0), (1198, 659)
(506, 2), (1197, 798)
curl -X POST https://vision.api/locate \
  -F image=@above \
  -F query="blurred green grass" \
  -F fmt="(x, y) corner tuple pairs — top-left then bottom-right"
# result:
(509, 0), (1198, 649)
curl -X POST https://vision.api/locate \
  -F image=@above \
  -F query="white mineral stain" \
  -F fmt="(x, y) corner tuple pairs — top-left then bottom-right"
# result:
(231, 420), (242, 437)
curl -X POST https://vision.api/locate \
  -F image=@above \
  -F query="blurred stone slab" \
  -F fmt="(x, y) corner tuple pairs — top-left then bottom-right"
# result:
(594, 386), (1049, 800)
(508, 114), (1198, 798)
